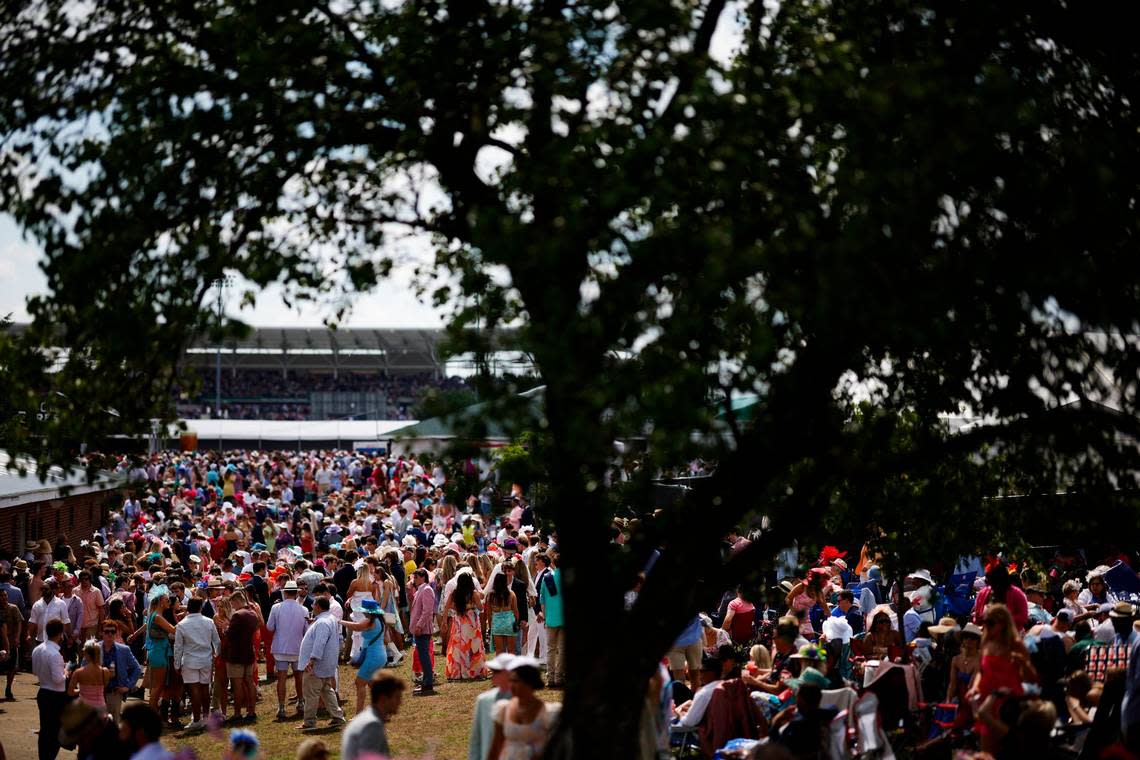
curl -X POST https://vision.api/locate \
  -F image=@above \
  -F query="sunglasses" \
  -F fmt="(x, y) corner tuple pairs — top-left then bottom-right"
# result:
(102, 629), (117, 634)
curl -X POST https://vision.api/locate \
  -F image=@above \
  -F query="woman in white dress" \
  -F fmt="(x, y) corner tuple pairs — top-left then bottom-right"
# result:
(345, 563), (377, 659)
(489, 657), (560, 760)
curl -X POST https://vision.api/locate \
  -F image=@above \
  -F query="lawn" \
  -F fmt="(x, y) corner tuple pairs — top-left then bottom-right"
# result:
(161, 649), (558, 760)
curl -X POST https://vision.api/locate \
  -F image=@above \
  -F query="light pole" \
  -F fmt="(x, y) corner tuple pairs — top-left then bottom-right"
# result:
(212, 276), (233, 418)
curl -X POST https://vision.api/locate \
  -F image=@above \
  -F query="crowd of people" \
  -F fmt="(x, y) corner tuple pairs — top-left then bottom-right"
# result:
(649, 542), (1140, 759)
(175, 370), (472, 420)
(5, 446), (1140, 760)
(3, 449), (562, 760)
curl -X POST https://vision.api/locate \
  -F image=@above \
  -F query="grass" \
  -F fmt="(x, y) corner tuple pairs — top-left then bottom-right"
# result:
(162, 646), (558, 760)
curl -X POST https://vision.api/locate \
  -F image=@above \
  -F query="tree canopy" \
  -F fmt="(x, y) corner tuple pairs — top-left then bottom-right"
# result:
(3, 1), (1140, 754)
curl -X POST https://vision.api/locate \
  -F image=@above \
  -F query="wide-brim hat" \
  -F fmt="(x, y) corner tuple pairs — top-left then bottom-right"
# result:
(33, 539), (52, 555)
(1087, 565), (1112, 582)
(58, 698), (105, 747)
(908, 569), (934, 586)
(928, 617), (960, 635)
(360, 598), (383, 615)
(488, 653), (516, 671)
(401, 536), (418, 549)
(786, 666), (829, 691)
(12, 559), (27, 571)
(1109, 601), (1136, 619)
(960, 622), (983, 638)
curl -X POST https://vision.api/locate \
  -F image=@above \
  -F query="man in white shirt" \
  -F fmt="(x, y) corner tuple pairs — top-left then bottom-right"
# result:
(173, 597), (221, 730)
(673, 656), (722, 729)
(32, 619), (69, 760)
(29, 580), (69, 644)
(267, 581), (309, 720)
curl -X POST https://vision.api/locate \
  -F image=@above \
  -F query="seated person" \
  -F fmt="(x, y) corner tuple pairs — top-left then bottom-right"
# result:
(769, 667), (837, 758)
(1065, 670), (1098, 725)
(673, 656), (722, 729)
(743, 617), (800, 696)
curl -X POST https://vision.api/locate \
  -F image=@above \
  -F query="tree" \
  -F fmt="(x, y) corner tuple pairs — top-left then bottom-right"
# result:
(3, 1), (1140, 754)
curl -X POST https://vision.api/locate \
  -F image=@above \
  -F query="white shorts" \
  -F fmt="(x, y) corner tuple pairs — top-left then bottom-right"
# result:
(182, 665), (212, 684)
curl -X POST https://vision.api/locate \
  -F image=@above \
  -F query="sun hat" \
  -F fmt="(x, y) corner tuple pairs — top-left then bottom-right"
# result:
(57, 698), (104, 748)
(960, 622), (983, 638)
(928, 617), (960, 635)
(907, 569), (934, 586)
(1062, 579), (1083, 594)
(785, 667), (829, 691)
(1109, 601), (1136, 619)
(1087, 565), (1111, 582)
(790, 644), (826, 662)
(507, 655), (542, 671)
(487, 653), (517, 671)
(822, 616), (854, 644)
(401, 535), (418, 549)
(283, 580), (299, 592)
(360, 598), (384, 616)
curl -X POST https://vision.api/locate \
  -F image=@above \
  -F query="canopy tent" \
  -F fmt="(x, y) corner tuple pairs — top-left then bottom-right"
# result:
(387, 386), (545, 451)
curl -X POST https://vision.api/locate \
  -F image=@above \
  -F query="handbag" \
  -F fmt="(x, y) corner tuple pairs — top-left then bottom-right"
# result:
(349, 626), (385, 668)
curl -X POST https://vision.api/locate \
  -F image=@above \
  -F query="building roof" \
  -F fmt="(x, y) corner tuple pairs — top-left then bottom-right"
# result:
(389, 386), (545, 442)
(0, 451), (121, 509)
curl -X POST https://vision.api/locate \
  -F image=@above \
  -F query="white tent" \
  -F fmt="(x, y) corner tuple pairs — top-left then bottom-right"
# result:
(173, 419), (416, 449)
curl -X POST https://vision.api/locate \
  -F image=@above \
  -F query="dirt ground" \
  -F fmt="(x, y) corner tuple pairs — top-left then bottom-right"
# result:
(0, 671), (77, 759)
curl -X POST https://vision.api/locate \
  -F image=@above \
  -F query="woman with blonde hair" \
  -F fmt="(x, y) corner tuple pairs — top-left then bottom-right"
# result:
(967, 603), (1037, 754)
(69, 639), (113, 709)
(749, 644), (773, 672)
(346, 562), (378, 660)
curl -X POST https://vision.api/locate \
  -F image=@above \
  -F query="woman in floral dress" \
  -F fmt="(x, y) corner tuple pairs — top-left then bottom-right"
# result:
(442, 572), (487, 680)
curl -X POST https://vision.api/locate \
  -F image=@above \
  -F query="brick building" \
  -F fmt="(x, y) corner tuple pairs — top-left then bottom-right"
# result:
(0, 452), (122, 557)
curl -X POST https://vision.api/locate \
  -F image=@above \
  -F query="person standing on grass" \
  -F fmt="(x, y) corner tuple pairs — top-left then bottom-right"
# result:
(468, 653), (515, 760)
(267, 579), (309, 720)
(222, 590), (260, 724)
(0, 588), (22, 700)
(76, 570), (105, 642)
(535, 552), (565, 688)
(296, 596), (346, 730)
(173, 596), (220, 730)
(340, 672), (406, 760)
(32, 619), (68, 760)
(409, 567), (437, 696)
(100, 619), (142, 724)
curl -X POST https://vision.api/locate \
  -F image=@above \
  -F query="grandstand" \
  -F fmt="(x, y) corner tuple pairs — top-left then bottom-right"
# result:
(177, 326), (532, 421)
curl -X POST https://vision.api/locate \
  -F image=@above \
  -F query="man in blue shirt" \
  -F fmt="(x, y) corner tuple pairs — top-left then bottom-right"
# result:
(296, 597), (346, 729)
(100, 621), (142, 723)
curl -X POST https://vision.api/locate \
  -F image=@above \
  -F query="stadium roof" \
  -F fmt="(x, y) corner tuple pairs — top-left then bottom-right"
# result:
(184, 327), (450, 373)
(5, 323), (520, 375)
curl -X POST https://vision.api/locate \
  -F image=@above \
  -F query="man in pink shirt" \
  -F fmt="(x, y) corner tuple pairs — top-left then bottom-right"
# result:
(76, 570), (105, 641)
(409, 568), (437, 696)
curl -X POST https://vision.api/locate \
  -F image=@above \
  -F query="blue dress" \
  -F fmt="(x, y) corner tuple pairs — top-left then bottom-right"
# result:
(356, 618), (388, 680)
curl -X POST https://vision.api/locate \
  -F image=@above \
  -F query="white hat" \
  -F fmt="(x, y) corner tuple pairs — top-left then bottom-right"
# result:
(189, 555), (201, 564)
(822, 616), (853, 644)
(507, 655), (542, 671)
(487, 653), (516, 671)
(432, 534), (448, 548)
(401, 535), (418, 549)
(908, 569), (934, 586)
(283, 580), (299, 592)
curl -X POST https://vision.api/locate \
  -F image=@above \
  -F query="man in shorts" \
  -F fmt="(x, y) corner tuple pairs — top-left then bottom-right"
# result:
(668, 616), (704, 691)
(267, 580), (309, 719)
(174, 596), (220, 730)
(221, 591), (261, 723)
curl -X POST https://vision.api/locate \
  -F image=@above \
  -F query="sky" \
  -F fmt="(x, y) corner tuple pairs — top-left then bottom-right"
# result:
(0, 5), (744, 330)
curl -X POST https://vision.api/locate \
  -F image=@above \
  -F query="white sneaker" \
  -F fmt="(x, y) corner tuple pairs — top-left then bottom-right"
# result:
(185, 720), (206, 731)
(389, 651), (404, 666)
